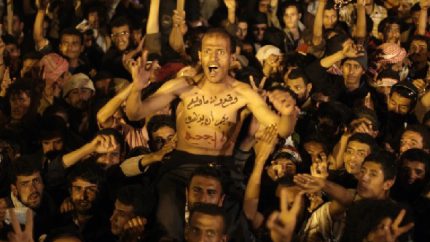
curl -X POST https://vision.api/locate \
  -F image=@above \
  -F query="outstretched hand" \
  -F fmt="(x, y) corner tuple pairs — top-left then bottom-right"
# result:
(380, 209), (414, 242)
(294, 173), (325, 193)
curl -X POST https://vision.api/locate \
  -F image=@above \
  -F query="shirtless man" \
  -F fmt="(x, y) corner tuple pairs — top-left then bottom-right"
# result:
(126, 28), (295, 156)
(125, 28), (296, 240)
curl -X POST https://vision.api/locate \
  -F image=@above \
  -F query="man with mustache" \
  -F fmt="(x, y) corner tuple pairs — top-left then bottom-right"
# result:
(125, 28), (297, 240)
(0, 155), (58, 241)
(57, 160), (115, 242)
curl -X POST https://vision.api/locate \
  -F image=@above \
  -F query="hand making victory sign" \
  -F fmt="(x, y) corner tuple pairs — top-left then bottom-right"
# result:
(266, 188), (304, 242)
(7, 209), (34, 242)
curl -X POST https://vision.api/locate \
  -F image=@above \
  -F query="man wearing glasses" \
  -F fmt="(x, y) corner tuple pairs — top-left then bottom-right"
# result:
(102, 16), (133, 80)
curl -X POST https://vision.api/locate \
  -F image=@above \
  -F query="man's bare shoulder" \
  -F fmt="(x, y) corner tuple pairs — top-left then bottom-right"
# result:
(158, 77), (195, 95)
(228, 78), (253, 93)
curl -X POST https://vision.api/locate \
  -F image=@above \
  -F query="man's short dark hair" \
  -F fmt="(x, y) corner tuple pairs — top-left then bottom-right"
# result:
(400, 148), (430, 178)
(9, 154), (43, 185)
(188, 166), (226, 194)
(286, 68), (310, 84)
(363, 151), (398, 180)
(6, 79), (33, 100)
(116, 184), (155, 218)
(189, 203), (227, 234)
(201, 28), (236, 54)
(410, 35), (430, 52)
(67, 159), (106, 187)
(60, 27), (84, 44)
(110, 16), (130, 33)
(348, 133), (379, 154)
(39, 115), (67, 141)
(147, 114), (176, 139)
(390, 81), (419, 110)
(401, 124), (430, 150)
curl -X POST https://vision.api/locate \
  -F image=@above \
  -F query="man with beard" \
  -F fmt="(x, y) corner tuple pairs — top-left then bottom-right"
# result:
(57, 160), (115, 242)
(125, 28), (297, 240)
(284, 68), (313, 109)
(60, 73), (96, 138)
(407, 35), (430, 80)
(0, 155), (58, 241)
(391, 148), (430, 242)
(392, 148), (430, 203)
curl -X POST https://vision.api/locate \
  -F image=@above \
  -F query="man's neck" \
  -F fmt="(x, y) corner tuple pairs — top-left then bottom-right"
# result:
(200, 77), (232, 94)
(74, 212), (92, 227)
(69, 58), (80, 68)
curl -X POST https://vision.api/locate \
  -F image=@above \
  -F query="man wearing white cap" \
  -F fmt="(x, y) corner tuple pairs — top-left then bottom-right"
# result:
(255, 45), (283, 78)
(63, 73), (96, 110)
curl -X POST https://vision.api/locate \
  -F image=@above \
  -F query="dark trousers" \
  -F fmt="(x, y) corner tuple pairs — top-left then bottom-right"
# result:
(155, 150), (232, 241)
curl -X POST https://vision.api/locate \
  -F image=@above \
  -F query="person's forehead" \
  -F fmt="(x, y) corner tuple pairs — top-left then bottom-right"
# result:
(191, 212), (224, 229)
(402, 131), (422, 140)
(202, 34), (230, 48)
(347, 141), (370, 150)
(343, 59), (361, 66)
(191, 175), (222, 188)
(115, 200), (134, 212)
(17, 172), (41, 181)
(42, 136), (63, 142)
(324, 9), (337, 15)
(112, 25), (129, 32)
(10, 91), (30, 99)
(403, 160), (426, 169)
(363, 161), (383, 173)
(285, 5), (299, 14)
(411, 39), (427, 47)
(391, 92), (412, 104)
(274, 157), (295, 164)
(305, 141), (323, 150)
(72, 178), (97, 187)
(61, 34), (81, 43)
(286, 77), (305, 85)
(153, 126), (175, 136)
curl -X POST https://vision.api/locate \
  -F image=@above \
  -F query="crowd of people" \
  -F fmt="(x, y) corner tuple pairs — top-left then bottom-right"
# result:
(0, 0), (430, 241)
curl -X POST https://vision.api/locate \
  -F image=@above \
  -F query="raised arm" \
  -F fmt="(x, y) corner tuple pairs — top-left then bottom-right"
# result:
(34, 0), (50, 50)
(418, 0), (429, 35)
(244, 125), (277, 229)
(147, 0), (160, 34)
(62, 134), (117, 168)
(97, 83), (132, 127)
(120, 138), (175, 176)
(355, 0), (367, 39)
(169, 8), (187, 55)
(313, 0), (327, 46)
(294, 174), (355, 206)
(125, 51), (189, 121)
